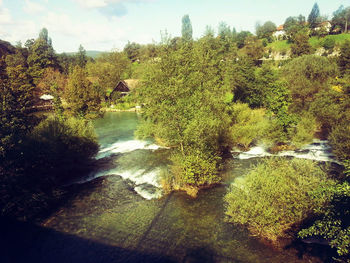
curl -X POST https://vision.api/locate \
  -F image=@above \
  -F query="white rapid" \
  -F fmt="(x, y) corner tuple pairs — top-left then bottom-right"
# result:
(233, 139), (339, 163)
(96, 140), (161, 159)
(76, 139), (165, 200)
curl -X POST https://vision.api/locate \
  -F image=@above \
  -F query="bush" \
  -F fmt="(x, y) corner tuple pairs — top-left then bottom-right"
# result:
(290, 114), (316, 148)
(322, 37), (336, 51)
(24, 116), (99, 183)
(224, 158), (333, 242)
(170, 151), (221, 188)
(329, 123), (350, 161)
(229, 103), (269, 149)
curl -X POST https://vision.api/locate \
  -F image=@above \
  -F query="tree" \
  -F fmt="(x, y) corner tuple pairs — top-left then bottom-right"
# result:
(27, 28), (59, 85)
(282, 55), (338, 111)
(284, 15), (307, 40)
(65, 66), (101, 117)
(0, 51), (34, 159)
(308, 3), (321, 30)
(256, 21), (277, 41)
(181, 14), (193, 42)
(124, 41), (141, 62)
(242, 36), (264, 64)
(76, 44), (87, 68)
(338, 40), (350, 76)
(137, 39), (230, 191)
(332, 5), (350, 33)
(290, 29), (312, 57)
(236, 31), (252, 48)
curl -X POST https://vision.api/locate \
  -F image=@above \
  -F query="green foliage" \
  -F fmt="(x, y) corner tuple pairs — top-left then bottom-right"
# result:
(27, 29), (59, 84)
(76, 44), (87, 68)
(242, 36), (264, 63)
(282, 55), (338, 111)
(0, 51), (35, 159)
(170, 151), (220, 187)
(290, 29), (312, 57)
(307, 3), (321, 30)
(181, 14), (193, 42)
(65, 66), (102, 117)
(87, 51), (130, 93)
(124, 41), (141, 62)
(137, 39), (231, 187)
(290, 113), (316, 148)
(225, 158), (333, 242)
(256, 21), (276, 41)
(322, 36), (336, 51)
(229, 103), (269, 149)
(299, 181), (350, 258)
(329, 123), (350, 161)
(339, 40), (350, 76)
(331, 5), (350, 33)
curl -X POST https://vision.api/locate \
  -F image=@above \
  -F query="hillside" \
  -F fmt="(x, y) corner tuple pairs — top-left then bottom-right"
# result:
(0, 39), (16, 58)
(267, 33), (350, 53)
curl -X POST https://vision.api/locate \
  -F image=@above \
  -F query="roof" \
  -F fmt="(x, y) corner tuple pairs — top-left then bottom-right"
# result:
(277, 25), (284, 31)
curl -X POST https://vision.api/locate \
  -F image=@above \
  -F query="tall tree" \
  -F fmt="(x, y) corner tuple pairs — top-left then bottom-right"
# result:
(338, 40), (350, 76)
(308, 3), (321, 30)
(76, 44), (87, 68)
(332, 5), (350, 33)
(27, 28), (59, 85)
(290, 29), (312, 57)
(65, 66), (101, 117)
(181, 14), (193, 42)
(255, 21), (277, 41)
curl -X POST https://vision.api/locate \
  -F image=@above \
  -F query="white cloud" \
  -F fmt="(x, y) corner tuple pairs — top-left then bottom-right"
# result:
(74, 0), (153, 8)
(24, 0), (46, 15)
(0, 1), (12, 24)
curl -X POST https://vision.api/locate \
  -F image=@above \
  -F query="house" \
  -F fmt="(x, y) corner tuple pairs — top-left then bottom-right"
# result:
(109, 79), (139, 102)
(315, 21), (332, 32)
(273, 25), (286, 40)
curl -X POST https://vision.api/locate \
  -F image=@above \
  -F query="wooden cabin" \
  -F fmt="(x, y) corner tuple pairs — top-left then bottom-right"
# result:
(109, 79), (139, 103)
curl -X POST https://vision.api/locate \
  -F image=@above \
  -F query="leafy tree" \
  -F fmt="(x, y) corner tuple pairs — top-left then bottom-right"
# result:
(338, 40), (350, 76)
(27, 28), (59, 85)
(284, 15), (307, 40)
(37, 68), (66, 95)
(75, 44), (87, 68)
(124, 41), (141, 62)
(181, 14), (193, 41)
(225, 158), (334, 242)
(203, 25), (215, 38)
(299, 181), (350, 259)
(236, 31), (252, 48)
(282, 55), (338, 111)
(256, 21), (277, 41)
(332, 5), (350, 33)
(65, 66), (101, 117)
(242, 36), (264, 64)
(218, 22), (231, 40)
(0, 51), (35, 162)
(137, 40), (230, 190)
(307, 3), (321, 30)
(290, 29), (312, 57)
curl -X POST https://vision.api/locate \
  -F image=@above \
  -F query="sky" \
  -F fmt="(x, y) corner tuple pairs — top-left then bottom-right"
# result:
(0, 0), (349, 53)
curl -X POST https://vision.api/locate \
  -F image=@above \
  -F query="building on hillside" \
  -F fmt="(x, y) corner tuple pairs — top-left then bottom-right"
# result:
(109, 79), (139, 103)
(273, 25), (286, 40)
(315, 21), (332, 33)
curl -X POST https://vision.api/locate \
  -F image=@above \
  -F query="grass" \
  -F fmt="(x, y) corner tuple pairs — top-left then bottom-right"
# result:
(267, 33), (350, 53)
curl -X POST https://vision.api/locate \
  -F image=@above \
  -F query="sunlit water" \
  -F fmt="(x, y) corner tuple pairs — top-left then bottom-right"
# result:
(43, 112), (333, 262)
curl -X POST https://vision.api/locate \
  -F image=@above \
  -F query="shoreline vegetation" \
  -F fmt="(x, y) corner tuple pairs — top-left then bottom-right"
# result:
(1, 2), (350, 261)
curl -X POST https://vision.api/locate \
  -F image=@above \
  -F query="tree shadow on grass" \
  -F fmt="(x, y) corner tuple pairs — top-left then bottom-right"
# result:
(0, 216), (176, 263)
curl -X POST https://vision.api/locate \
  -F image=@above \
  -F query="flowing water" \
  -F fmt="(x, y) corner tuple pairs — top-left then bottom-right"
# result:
(42, 112), (334, 262)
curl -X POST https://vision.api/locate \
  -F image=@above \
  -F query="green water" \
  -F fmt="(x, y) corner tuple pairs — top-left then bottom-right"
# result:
(43, 112), (328, 262)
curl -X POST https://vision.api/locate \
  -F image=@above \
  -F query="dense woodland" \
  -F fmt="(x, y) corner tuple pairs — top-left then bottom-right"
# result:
(1, 2), (350, 262)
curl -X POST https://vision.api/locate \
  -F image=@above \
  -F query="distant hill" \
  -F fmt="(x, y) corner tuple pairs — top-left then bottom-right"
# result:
(0, 39), (16, 58)
(62, 50), (105, 59)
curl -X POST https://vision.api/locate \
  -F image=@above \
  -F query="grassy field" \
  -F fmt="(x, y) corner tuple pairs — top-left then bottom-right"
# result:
(267, 33), (350, 52)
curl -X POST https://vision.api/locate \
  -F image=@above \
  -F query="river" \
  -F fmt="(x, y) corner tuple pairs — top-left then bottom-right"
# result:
(40, 112), (334, 263)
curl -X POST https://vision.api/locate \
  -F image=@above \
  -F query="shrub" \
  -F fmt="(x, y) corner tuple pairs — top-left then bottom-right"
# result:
(24, 116), (99, 182)
(329, 123), (350, 161)
(224, 158), (333, 242)
(322, 37), (336, 51)
(290, 114), (316, 148)
(229, 103), (269, 149)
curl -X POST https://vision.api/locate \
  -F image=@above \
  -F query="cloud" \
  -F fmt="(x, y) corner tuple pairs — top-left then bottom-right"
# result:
(0, 1), (12, 24)
(23, 0), (46, 15)
(73, 0), (153, 17)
